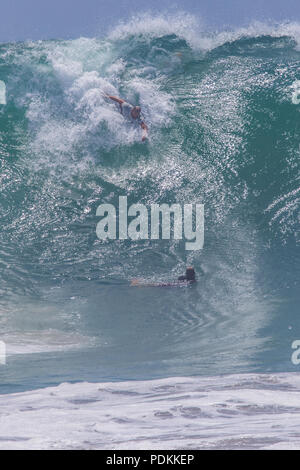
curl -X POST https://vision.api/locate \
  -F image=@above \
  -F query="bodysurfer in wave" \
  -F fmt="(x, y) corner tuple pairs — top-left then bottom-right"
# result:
(104, 94), (149, 142)
(131, 267), (196, 287)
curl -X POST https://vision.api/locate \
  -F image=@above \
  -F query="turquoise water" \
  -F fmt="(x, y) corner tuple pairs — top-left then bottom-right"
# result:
(0, 16), (299, 393)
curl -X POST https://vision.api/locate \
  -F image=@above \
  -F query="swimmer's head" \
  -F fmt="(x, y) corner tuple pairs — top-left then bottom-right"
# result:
(131, 106), (141, 119)
(185, 266), (196, 281)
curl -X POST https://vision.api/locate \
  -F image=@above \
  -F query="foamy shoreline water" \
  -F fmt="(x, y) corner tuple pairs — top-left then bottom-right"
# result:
(1, 372), (300, 450)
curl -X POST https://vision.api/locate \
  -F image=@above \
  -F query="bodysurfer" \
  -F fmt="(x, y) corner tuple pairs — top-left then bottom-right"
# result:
(130, 267), (196, 287)
(104, 94), (148, 142)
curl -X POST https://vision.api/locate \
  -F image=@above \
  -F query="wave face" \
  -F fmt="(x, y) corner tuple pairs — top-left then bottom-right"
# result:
(0, 15), (299, 392)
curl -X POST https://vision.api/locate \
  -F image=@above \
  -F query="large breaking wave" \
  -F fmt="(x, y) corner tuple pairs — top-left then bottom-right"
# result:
(0, 14), (299, 391)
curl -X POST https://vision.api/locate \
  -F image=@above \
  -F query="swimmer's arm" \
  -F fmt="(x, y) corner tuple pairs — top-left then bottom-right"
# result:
(106, 95), (126, 114)
(107, 95), (125, 105)
(141, 121), (148, 141)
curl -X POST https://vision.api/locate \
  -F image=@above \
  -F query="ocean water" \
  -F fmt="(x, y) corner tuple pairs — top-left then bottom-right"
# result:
(0, 13), (299, 448)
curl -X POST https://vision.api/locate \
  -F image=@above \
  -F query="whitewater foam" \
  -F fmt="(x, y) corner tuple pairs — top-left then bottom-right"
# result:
(1, 373), (300, 450)
(109, 14), (300, 52)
